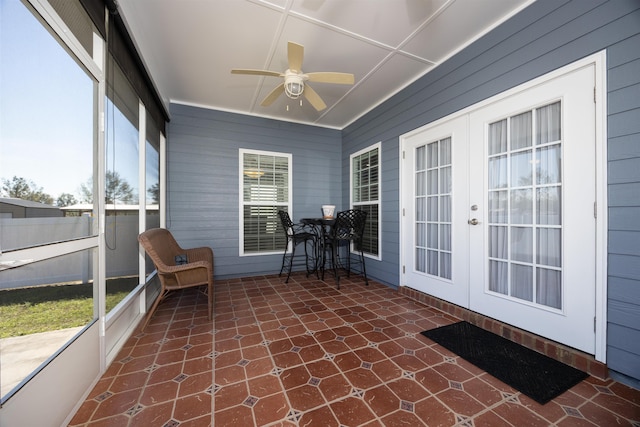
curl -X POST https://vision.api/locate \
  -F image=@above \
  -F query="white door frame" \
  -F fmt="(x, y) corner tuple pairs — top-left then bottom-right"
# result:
(399, 51), (608, 361)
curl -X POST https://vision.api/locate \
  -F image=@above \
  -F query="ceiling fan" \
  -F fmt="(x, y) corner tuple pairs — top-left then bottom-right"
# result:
(231, 41), (354, 111)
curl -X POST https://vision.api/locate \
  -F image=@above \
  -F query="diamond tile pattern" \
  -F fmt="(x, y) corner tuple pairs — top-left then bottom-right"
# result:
(69, 273), (640, 426)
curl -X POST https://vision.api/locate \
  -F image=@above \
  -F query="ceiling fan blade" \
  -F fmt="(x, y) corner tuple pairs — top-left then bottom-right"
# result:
(306, 72), (354, 85)
(231, 69), (283, 78)
(288, 42), (304, 73)
(260, 83), (285, 107)
(303, 84), (327, 111)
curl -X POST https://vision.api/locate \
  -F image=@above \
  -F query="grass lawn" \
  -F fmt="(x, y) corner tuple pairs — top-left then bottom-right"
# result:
(0, 277), (140, 338)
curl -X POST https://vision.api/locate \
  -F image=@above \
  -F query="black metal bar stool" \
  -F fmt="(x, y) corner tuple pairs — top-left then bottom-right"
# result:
(322, 209), (369, 289)
(277, 210), (316, 283)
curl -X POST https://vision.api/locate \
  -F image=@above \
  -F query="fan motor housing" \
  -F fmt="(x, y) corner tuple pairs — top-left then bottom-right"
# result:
(284, 71), (305, 99)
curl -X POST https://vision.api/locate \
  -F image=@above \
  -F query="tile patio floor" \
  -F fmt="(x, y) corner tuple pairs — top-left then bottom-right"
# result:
(69, 273), (640, 426)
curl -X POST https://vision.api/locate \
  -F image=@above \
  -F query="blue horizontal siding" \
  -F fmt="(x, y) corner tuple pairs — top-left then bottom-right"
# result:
(167, 104), (341, 278)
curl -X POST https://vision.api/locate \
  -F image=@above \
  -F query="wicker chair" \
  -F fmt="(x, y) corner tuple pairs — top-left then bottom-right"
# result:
(138, 228), (213, 330)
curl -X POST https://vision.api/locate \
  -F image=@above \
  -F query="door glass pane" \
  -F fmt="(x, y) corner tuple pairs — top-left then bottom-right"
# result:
(415, 138), (451, 279)
(537, 102), (561, 144)
(439, 138), (451, 164)
(537, 268), (562, 309)
(488, 119), (507, 155)
(440, 195), (451, 222)
(537, 228), (561, 267)
(486, 101), (563, 310)
(488, 190), (508, 223)
(489, 260), (508, 294)
(537, 187), (561, 225)
(510, 111), (532, 150)
(427, 197), (438, 221)
(489, 226), (508, 259)
(440, 166), (451, 193)
(416, 196), (425, 222)
(427, 224), (438, 249)
(427, 170), (438, 195)
(510, 150), (532, 187)
(511, 264), (533, 302)
(488, 155), (507, 189)
(511, 227), (532, 263)
(537, 144), (561, 184)
(510, 189), (533, 224)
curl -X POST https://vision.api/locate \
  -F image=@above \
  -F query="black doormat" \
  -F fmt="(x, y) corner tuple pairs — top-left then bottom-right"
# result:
(420, 321), (588, 404)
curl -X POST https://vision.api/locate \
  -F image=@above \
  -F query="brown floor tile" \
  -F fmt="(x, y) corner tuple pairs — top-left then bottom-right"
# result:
(248, 374), (282, 398)
(286, 384), (326, 411)
(252, 392), (291, 425)
(128, 401), (174, 427)
(364, 385), (401, 417)
(330, 396), (376, 425)
(380, 410), (426, 427)
(69, 276), (640, 427)
(139, 380), (179, 406)
(492, 400), (552, 426)
(297, 405), (340, 426)
(318, 373), (352, 401)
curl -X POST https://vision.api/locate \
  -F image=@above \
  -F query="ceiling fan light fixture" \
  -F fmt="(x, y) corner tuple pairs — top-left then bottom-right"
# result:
(284, 73), (304, 99)
(231, 42), (353, 111)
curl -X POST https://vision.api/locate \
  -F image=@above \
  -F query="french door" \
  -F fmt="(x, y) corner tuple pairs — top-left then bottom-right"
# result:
(402, 62), (598, 354)
(403, 115), (470, 308)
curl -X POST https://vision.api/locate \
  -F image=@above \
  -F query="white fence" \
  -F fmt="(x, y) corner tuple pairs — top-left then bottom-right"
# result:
(0, 215), (158, 290)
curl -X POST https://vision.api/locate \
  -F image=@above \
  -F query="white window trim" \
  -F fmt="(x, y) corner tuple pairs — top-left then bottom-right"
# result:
(350, 142), (382, 261)
(239, 148), (292, 257)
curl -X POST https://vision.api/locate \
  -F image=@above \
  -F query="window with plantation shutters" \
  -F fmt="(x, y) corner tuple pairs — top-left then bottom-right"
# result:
(240, 149), (291, 255)
(350, 143), (381, 259)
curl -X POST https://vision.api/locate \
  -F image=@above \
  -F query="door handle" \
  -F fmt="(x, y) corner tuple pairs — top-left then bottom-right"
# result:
(468, 218), (479, 225)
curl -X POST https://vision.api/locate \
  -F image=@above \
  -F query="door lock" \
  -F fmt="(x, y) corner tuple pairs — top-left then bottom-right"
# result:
(468, 218), (479, 225)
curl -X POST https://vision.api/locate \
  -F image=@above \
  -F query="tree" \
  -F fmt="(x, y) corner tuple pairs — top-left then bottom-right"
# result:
(1, 176), (54, 205)
(148, 183), (160, 204)
(79, 171), (136, 204)
(56, 193), (78, 207)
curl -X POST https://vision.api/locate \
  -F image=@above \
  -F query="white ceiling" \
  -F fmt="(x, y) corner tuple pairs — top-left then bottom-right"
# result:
(116, 0), (533, 129)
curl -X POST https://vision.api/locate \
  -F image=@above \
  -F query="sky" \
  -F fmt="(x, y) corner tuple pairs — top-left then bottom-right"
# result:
(0, 0), (147, 203)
